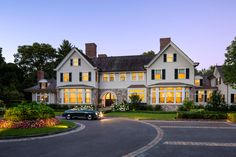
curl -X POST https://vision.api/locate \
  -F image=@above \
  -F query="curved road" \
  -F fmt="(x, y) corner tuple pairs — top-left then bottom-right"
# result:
(0, 118), (157, 157)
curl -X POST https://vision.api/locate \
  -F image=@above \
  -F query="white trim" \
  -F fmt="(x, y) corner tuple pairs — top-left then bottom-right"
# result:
(54, 48), (95, 71)
(145, 41), (196, 68)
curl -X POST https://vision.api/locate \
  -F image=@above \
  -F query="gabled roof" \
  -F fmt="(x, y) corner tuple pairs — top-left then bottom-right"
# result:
(145, 41), (199, 68)
(92, 55), (153, 72)
(54, 47), (96, 71)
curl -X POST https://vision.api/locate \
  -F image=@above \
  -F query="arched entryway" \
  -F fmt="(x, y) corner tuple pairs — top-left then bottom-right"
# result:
(101, 91), (117, 107)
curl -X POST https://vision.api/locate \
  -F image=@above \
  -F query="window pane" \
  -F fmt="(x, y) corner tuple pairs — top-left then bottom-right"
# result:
(131, 73), (136, 81)
(195, 79), (200, 86)
(138, 72), (144, 80)
(64, 92), (69, 103)
(178, 69), (185, 79)
(70, 92), (76, 103)
(110, 73), (115, 81)
(167, 54), (173, 62)
(82, 72), (89, 81)
(128, 88), (146, 102)
(85, 89), (91, 103)
(103, 73), (109, 82)
(198, 90), (204, 102)
(120, 73), (126, 81)
(63, 73), (69, 82)
(166, 92), (174, 103)
(155, 70), (161, 80)
(159, 92), (165, 103)
(73, 58), (78, 66)
(176, 92), (182, 103)
(77, 92), (82, 103)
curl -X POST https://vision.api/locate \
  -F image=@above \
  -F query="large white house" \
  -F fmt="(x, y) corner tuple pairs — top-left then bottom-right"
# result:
(25, 38), (236, 110)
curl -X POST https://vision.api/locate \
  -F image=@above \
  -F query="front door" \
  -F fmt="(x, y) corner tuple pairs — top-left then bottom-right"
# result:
(105, 93), (116, 107)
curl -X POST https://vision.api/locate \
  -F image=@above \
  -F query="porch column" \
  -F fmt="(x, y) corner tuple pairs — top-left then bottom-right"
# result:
(82, 89), (85, 104)
(61, 89), (64, 104)
(156, 88), (159, 104)
(182, 88), (185, 102)
(174, 88), (176, 104)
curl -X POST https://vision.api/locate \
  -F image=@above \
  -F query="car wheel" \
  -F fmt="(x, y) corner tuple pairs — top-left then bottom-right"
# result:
(87, 114), (92, 120)
(66, 114), (71, 120)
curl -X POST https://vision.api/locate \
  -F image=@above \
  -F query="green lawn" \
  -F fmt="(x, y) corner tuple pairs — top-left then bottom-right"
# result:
(55, 111), (64, 116)
(0, 120), (76, 139)
(105, 111), (177, 120)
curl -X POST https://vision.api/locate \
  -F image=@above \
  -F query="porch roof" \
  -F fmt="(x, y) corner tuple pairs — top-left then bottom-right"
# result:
(127, 84), (146, 88)
(57, 84), (94, 89)
(149, 82), (194, 87)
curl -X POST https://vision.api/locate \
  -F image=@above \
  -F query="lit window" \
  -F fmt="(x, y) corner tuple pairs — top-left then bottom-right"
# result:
(198, 90), (204, 102)
(120, 73), (126, 81)
(195, 79), (200, 86)
(167, 54), (173, 62)
(131, 72), (144, 81)
(178, 69), (185, 79)
(77, 89), (83, 103)
(37, 93), (49, 103)
(159, 92), (165, 103)
(40, 83), (47, 89)
(154, 70), (161, 80)
(128, 89), (146, 103)
(151, 88), (156, 104)
(82, 72), (89, 81)
(63, 73), (69, 82)
(85, 89), (91, 103)
(207, 90), (213, 102)
(131, 72), (137, 81)
(166, 92), (174, 103)
(138, 72), (144, 80)
(73, 58), (78, 66)
(110, 73), (115, 81)
(176, 92), (182, 103)
(103, 73), (109, 82)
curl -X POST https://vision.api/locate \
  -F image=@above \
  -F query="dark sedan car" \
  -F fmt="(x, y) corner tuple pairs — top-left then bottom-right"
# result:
(62, 108), (104, 120)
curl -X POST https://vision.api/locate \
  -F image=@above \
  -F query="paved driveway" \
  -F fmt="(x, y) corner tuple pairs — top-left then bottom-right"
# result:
(0, 118), (156, 157)
(140, 120), (236, 157)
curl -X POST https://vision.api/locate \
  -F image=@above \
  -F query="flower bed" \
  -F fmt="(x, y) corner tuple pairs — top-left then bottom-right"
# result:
(0, 118), (60, 129)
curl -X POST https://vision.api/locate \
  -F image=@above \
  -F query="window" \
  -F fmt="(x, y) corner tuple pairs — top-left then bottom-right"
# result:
(155, 70), (161, 80)
(151, 88), (156, 104)
(128, 89), (146, 103)
(195, 79), (200, 86)
(63, 88), (91, 104)
(63, 73), (70, 82)
(82, 72), (89, 81)
(70, 58), (81, 66)
(85, 89), (91, 103)
(167, 54), (173, 62)
(176, 92), (182, 103)
(131, 72), (144, 81)
(37, 93), (49, 103)
(178, 69), (185, 79)
(207, 90), (213, 102)
(119, 73), (126, 81)
(40, 82), (48, 89)
(197, 90), (204, 103)
(159, 92), (165, 103)
(110, 73), (115, 81)
(102, 73), (115, 82)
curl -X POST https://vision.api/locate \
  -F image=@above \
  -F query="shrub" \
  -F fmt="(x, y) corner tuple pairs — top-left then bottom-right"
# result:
(229, 105), (236, 112)
(227, 113), (236, 122)
(4, 102), (55, 122)
(129, 94), (142, 110)
(111, 101), (129, 112)
(0, 118), (59, 129)
(178, 100), (195, 111)
(135, 104), (163, 111)
(177, 111), (227, 119)
(206, 91), (228, 111)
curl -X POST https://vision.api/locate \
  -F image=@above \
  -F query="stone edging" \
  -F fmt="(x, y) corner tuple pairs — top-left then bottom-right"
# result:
(122, 118), (164, 157)
(0, 122), (85, 143)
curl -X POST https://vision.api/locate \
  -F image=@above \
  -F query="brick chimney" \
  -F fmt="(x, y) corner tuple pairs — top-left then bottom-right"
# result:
(85, 43), (97, 58)
(160, 38), (171, 51)
(37, 70), (44, 81)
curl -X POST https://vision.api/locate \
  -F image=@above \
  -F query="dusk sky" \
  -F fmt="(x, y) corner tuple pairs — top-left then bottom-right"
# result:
(0, 0), (235, 69)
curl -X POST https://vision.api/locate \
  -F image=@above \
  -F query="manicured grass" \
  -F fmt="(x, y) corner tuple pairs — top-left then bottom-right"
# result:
(105, 111), (177, 120)
(55, 111), (64, 116)
(0, 120), (76, 139)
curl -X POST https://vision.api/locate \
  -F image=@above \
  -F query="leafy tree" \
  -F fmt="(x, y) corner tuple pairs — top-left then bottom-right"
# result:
(0, 47), (5, 64)
(14, 42), (57, 78)
(142, 50), (155, 56)
(223, 37), (236, 88)
(56, 40), (74, 66)
(196, 65), (214, 76)
(205, 91), (228, 111)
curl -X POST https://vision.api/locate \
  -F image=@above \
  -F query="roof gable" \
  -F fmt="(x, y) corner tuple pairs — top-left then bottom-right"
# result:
(145, 41), (198, 68)
(54, 48), (96, 71)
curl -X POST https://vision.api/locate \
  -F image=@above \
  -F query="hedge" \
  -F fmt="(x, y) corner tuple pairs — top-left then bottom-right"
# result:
(177, 111), (227, 120)
(227, 113), (236, 122)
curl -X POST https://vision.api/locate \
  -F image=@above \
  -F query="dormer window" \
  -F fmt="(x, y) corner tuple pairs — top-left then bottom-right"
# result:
(39, 79), (48, 89)
(164, 53), (177, 62)
(195, 79), (203, 86)
(70, 58), (81, 66)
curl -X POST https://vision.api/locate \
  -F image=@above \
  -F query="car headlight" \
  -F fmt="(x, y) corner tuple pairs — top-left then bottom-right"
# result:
(95, 112), (98, 115)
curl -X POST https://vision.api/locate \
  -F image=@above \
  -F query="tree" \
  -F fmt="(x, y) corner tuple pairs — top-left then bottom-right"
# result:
(0, 47), (5, 64)
(223, 37), (236, 88)
(142, 50), (155, 56)
(196, 65), (214, 76)
(206, 91), (228, 111)
(56, 40), (73, 66)
(14, 43), (57, 78)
